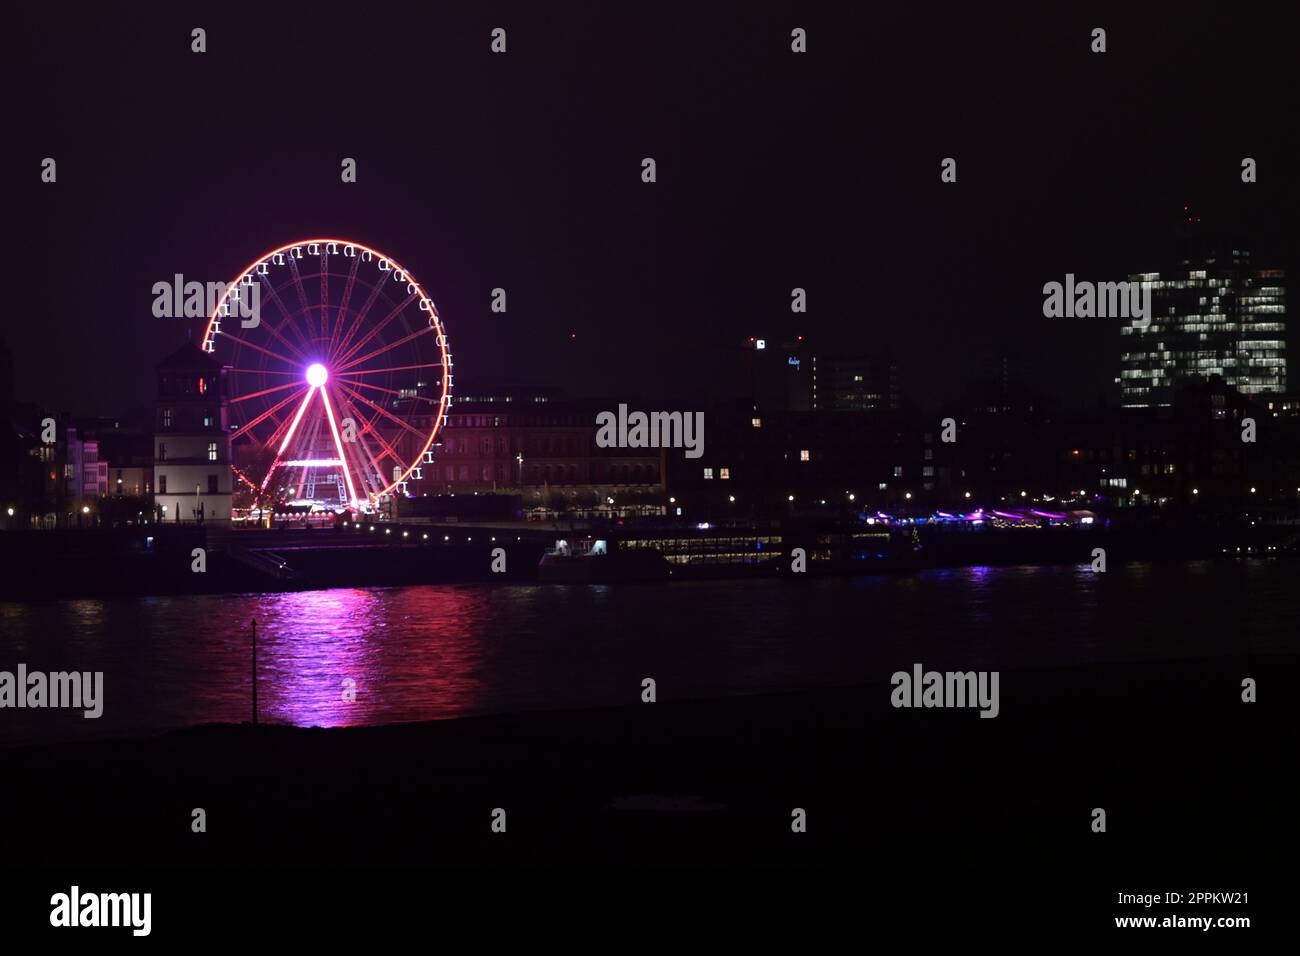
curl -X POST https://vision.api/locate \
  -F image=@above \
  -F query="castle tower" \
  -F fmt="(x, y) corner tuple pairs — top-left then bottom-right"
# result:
(153, 342), (232, 525)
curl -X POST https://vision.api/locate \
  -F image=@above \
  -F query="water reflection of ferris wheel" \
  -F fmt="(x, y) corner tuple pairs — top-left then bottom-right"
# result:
(201, 238), (451, 514)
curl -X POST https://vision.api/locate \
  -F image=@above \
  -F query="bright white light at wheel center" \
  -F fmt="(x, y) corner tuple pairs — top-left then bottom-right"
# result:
(305, 363), (328, 387)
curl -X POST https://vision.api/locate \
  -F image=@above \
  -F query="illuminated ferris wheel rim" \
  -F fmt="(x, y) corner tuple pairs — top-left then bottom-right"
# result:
(201, 237), (452, 507)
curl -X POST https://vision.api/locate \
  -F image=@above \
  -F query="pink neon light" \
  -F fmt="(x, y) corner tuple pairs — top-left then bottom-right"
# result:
(278, 386), (317, 455)
(261, 386), (317, 493)
(320, 386), (360, 510)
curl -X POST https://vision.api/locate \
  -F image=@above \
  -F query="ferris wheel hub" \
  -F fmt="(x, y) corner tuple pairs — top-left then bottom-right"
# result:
(305, 362), (328, 387)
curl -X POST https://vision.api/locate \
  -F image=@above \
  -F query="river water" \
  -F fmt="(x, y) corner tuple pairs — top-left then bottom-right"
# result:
(1, 560), (1294, 748)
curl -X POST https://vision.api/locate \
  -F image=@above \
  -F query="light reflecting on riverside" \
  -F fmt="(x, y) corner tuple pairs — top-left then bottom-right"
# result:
(1, 560), (1295, 748)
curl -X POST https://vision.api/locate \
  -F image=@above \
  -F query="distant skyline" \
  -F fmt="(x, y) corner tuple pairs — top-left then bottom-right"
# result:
(13, 4), (1298, 417)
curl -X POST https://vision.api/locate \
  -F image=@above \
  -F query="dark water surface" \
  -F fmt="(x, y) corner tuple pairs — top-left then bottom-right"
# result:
(1, 560), (1294, 747)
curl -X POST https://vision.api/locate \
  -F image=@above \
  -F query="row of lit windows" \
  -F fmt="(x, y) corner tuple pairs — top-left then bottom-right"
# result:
(622, 536), (781, 553)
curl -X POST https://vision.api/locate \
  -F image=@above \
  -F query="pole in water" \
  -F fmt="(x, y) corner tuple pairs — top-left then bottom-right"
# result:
(251, 617), (258, 726)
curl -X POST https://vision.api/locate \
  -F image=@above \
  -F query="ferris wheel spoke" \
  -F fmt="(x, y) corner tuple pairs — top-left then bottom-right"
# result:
(236, 271), (315, 357)
(335, 381), (430, 441)
(254, 279), (316, 356)
(319, 252), (331, 343)
(228, 367), (303, 376)
(228, 380), (305, 403)
(329, 253), (362, 357)
(331, 275), (389, 363)
(336, 391), (392, 499)
(260, 406), (298, 453)
(220, 331), (307, 370)
(337, 324), (436, 373)
(285, 256), (315, 338)
(331, 292), (420, 369)
(334, 361), (442, 377)
(335, 387), (410, 474)
(230, 385), (308, 439)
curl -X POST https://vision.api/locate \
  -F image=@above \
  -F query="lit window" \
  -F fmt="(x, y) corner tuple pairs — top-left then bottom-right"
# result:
(751, 417), (762, 428)
(893, 466), (903, 477)
(720, 467), (730, 479)
(162, 408), (172, 428)
(704, 468), (714, 480)
(800, 450), (810, 461)
(207, 442), (218, 461)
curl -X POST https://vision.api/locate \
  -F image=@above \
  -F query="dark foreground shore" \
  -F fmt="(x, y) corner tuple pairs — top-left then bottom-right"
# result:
(5, 652), (1295, 903)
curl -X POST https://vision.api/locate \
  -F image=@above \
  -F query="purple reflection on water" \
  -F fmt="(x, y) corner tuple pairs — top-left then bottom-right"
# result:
(247, 586), (494, 730)
(2, 564), (1296, 750)
(253, 588), (379, 729)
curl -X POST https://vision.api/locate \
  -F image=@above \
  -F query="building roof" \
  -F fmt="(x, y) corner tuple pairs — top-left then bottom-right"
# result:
(155, 340), (223, 370)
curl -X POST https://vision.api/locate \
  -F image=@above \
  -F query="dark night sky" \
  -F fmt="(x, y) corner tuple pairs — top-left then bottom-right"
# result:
(10, 2), (1298, 417)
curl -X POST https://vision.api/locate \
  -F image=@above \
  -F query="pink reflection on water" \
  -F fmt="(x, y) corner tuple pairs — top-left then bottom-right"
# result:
(248, 586), (492, 729)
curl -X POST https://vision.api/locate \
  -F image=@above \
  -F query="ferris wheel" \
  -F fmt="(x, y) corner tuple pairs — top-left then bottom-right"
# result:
(201, 238), (451, 514)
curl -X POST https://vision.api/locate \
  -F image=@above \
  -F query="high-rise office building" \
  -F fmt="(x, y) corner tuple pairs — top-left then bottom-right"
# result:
(810, 354), (901, 411)
(742, 336), (811, 413)
(1121, 236), (1287, 407)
